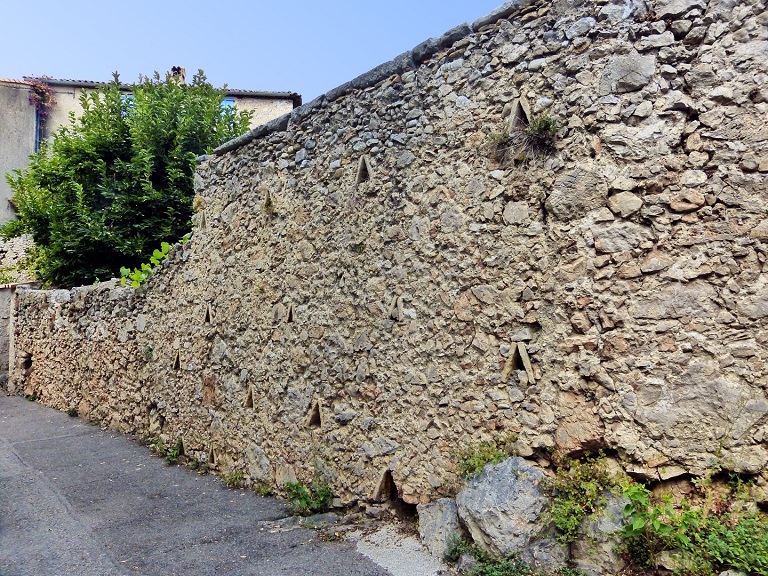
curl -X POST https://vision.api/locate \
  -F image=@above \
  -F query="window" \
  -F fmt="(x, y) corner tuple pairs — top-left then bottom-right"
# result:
(120, 93), (134, 117)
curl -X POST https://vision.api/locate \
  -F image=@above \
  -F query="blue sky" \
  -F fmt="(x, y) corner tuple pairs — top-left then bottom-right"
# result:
(2, 1), (503, 102)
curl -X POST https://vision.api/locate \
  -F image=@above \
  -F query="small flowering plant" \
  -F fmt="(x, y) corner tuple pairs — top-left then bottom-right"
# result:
(27, 78), (56, 118)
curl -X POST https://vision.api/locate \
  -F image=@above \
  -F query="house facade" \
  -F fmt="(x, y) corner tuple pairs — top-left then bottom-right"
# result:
(0, 75), (301, 222)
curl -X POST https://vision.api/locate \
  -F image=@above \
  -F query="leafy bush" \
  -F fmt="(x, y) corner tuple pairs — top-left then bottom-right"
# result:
(1, 70), (252, 287)
(620, 481), (683, 569)
(454, 435), (516, 479)
(550, 455), (619, 544)
(285, 480), (333, 516)
(621, 478), (768, 575)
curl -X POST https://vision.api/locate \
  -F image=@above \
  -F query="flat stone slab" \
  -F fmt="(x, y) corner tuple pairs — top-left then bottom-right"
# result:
(0, 395), (390, 576)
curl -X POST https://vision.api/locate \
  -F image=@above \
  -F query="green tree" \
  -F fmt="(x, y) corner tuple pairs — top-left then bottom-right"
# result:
(1, 70), (252, 287)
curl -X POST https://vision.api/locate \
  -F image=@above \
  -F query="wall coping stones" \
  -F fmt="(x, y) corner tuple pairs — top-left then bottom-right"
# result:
(325, 50), (415, 103)
(211, 113), (292, 155)
(290, 95), (327, 123)
(472, 0), (532, 30)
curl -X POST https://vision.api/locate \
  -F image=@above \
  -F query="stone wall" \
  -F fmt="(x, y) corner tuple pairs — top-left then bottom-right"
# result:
(0, 236), (36, 380)
(9, 0), (768, 504)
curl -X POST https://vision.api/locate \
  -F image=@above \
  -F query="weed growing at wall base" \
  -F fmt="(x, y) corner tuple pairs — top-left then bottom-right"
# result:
(285, 480), (333, 516)
(449, 453), (768, 576)
(164, 439), (183, 465)
(446, 537), (586, 576)
(620, 479), (768, 575)
(225, 470), (244, 488)
(253, 481), (274, 497)
(148, 437), (184, 465)
(549, 454), (620, 544)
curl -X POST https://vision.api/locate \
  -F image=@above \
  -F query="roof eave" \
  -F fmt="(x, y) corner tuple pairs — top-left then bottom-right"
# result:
(26, 78), (301, 107)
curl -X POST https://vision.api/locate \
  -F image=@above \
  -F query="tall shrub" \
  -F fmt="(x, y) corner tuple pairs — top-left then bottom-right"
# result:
(2, 70), (252, 287)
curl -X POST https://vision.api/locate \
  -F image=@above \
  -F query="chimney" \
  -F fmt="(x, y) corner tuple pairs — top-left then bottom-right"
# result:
(170, 66), (186, 85)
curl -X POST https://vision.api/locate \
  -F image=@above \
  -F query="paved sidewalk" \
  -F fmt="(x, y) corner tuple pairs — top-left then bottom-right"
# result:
(0, 395), (391, 576)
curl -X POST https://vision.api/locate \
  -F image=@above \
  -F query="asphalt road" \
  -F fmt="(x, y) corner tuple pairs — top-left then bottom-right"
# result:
(0, 395), (391, 576)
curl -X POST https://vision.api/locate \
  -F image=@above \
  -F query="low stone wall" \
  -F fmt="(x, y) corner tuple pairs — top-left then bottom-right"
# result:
(10, 0), (768, 504)
(0, 235), (34, 284)
(0, 236), (36, 380)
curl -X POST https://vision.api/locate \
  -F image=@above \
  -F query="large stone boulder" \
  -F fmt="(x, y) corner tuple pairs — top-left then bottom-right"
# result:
(571, 493), (629, 576)
(417, 498), (462, 558)
(456, 457), (567, 571)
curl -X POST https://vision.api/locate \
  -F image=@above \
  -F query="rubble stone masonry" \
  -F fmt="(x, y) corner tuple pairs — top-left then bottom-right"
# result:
(9, 0), (768, 503)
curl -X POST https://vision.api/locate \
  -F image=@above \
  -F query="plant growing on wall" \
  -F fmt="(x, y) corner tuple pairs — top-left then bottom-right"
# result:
(620, 477), (768, 575)
(453, 434), (517, 479)
(27, 78), (56, 121)
(1, 71), (253, 287)
(486, 112), (560, 165)
(549, 454), (620, 544)
(119, 232), (190, 288)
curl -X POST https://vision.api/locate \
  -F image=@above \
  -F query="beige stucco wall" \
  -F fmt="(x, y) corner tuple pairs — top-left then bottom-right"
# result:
(232, 96), (295, 129)
(0, 83), (96, 223)
(44, 85), (90, 137)
(0, 82), (37, 222)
